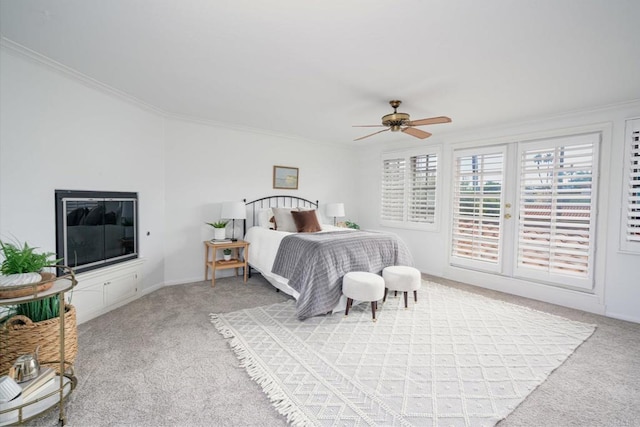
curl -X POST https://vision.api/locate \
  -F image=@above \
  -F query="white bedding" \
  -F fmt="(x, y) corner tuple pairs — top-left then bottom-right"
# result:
(244, 224), (353, 303)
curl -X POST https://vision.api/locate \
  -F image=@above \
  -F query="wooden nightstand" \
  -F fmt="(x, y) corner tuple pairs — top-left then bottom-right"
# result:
(204, 240), (250, 287)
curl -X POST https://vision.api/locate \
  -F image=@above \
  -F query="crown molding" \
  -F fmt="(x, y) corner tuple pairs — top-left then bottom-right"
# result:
(1, 36), (352, 150)
(166, 112), (351, 150)
(433, 98), (640, 144)
(1, 37), (166, 117)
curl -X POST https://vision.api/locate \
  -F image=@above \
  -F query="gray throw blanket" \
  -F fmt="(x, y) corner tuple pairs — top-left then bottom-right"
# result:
(271, 230), (413, 320)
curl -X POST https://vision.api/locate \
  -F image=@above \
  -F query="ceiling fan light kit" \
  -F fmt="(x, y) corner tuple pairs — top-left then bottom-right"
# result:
(354, 100), (451, 141)
(381, 100), (410, 131)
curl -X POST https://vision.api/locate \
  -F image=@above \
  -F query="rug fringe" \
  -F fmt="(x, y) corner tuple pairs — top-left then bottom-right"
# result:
(210, 313), (313, 426)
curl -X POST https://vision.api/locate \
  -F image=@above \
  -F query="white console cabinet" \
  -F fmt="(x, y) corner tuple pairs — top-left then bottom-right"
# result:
(71, 259), (143, 324)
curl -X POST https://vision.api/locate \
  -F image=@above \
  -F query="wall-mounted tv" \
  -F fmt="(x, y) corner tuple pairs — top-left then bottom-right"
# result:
(55, 190), (138, 274)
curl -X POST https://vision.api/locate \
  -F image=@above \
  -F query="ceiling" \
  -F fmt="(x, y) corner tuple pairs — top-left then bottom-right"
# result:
(1, 0), (639, 145)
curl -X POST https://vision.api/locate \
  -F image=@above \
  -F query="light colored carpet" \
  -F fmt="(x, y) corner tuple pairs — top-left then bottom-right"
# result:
(23, 274), (640, 426)
(211, 281), (595, 426)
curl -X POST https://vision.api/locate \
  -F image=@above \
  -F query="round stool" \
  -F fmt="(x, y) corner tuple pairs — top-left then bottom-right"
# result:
(342, 272), (385, 322)
(382, 266), (421, 309)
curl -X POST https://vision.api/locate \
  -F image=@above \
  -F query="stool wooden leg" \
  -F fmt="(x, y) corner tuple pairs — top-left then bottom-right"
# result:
(414, 290), (418, 303)
(371, 301), (377, 322)
(383, 288), (388, 302)
(345, 298), (353, 316)
(404, 292), (408, 308)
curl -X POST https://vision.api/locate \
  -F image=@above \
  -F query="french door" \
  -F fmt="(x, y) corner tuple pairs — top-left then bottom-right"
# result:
(450, 133), (600, 291)
(451, 146), (506, 273)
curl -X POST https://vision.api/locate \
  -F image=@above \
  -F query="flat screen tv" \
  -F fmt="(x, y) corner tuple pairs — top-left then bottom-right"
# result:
(55, 190), (138, 274)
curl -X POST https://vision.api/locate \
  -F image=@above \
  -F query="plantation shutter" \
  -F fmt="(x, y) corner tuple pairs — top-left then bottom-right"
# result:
(515, 133), (599, 289)
(408, 154), (437, 223)
(381, 157), (406, 222)
(451, 149), (504, 271)
(381, 150), (439, 228)
(625, 124), (640, 244)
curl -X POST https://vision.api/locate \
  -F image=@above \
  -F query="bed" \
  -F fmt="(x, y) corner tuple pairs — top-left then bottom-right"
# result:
(243, 195), (413, 320)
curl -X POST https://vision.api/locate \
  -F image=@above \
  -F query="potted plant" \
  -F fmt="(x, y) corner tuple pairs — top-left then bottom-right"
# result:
(223, 248), (232, 261)
(0, 239), (77, 374)
(345, 221), (360, 229)
(206, 221), (228, 241)
(0, 241), (52, 287)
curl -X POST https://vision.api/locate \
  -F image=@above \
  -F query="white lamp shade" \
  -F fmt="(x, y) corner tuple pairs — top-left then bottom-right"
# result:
(326, 203), (345, 218)
(221, 201), (246, 220)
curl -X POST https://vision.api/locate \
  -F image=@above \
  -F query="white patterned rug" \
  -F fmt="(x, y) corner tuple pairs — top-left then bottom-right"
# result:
(210, 281), (595, 426)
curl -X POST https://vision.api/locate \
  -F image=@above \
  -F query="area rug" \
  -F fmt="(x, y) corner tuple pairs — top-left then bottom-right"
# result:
(210, 281), (595, 427)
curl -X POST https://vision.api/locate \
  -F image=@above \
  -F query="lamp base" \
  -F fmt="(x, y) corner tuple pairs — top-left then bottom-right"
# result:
(231, 219), (237, 241)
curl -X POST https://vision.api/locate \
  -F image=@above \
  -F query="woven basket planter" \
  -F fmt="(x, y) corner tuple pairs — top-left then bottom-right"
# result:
(0, 304), (78, 375)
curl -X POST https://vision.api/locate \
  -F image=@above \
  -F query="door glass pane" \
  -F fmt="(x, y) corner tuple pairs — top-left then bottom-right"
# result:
(516, 134), (599, 289)
(451, 151), (504, 268)
(65, 199), (106, 268)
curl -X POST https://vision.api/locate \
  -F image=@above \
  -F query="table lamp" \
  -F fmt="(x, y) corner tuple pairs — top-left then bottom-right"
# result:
(326, 203), (345, 226)
(221, 201), (246, 241)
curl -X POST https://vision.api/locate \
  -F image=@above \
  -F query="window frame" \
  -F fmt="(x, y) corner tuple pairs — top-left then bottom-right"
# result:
(380, 146), (441, 231)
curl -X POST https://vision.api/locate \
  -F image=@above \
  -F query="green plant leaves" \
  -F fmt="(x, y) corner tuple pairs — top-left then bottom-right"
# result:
(0, 240), (60, 274)
(206, 221), (228, 228)
(15, 297), (60, 322)
(0, 239), (62, 323)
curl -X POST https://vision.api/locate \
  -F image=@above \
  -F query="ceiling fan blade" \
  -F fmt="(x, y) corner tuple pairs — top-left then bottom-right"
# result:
(407, 116), (452, 126)
(402, 127), (432, 139)
(354, 128), (390, 141)
(352, 125), (386, 128)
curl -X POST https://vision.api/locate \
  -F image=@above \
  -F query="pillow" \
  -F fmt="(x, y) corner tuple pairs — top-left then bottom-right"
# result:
(257, 209), (275, 229)
(291, 209), (322, 233)
(272, 207), (298, 232)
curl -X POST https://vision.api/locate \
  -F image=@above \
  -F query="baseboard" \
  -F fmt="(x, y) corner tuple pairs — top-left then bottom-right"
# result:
(442, 266), (607, 316)
(603, 311), (640, 324)
(164, 268), (242, 287)
(139, 281), (165, 295)
(162, 276), (204, 287)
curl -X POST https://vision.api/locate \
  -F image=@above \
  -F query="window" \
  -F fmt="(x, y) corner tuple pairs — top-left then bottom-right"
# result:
(381, 148), (439, 229)
(622, 118), (640, 252)
(514, 133), (599, 289)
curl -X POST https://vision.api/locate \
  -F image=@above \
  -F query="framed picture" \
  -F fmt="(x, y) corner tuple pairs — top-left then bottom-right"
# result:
(273, 165), (299, 190)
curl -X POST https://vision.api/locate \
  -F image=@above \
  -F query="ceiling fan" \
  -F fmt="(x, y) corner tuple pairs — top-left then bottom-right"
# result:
(353, 100), (451, 141)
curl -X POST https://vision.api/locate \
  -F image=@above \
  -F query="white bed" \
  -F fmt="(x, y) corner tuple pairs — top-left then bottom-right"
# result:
(241, 196), (413, 319)
(244, 223), (351, 300)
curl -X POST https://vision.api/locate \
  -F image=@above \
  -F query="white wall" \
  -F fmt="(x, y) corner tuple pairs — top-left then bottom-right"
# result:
(0, 48), (167, 290)
(355, 101), (640, 323)
(162, 118), (357, 285)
